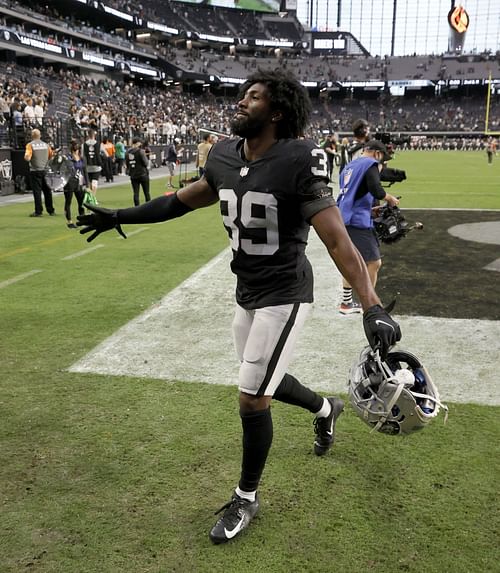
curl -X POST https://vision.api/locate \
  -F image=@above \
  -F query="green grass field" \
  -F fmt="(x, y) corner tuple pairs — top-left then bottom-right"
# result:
(378, 149), (500, 209)
(1, 152), (499, 572)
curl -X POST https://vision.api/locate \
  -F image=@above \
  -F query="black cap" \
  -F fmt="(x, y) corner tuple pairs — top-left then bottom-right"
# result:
(364, 139), (392, 162)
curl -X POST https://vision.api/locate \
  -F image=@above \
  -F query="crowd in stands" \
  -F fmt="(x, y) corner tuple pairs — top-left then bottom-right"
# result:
(0, 61), (498, 152)
(0, 63), (53, 146)
(2, 0), (499, 88)
(323, 93), (494, 133)
(406, 136), (495, 151)
(1, 0), (155, 56)
(61, 63), (495, 140)
(1, 0), (301, 49)
(0, 0), (159, 81)
(172, 46), (500, 86)
(109, 0), (301, 42)
(0, 63), (233, 147)
(0, 53), (498, 153)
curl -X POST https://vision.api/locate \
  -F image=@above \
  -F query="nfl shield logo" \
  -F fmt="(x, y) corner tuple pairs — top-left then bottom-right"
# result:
(240, 166), (249, 177)
(343, 168), (353, 185)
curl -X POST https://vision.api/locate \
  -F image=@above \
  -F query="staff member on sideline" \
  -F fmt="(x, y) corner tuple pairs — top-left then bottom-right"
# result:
(337, 139), (400, 314)
(24, 128), (55, 217)
(165, 139), (182, 189)
(126, 138), (151, 206)
(196, 133), (213, 178)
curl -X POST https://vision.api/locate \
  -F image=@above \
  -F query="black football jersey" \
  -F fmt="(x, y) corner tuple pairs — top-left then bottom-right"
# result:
(204, 137), (335, 309)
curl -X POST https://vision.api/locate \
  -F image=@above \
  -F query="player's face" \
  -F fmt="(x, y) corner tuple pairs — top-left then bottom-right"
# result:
(231, 82), (273, 138)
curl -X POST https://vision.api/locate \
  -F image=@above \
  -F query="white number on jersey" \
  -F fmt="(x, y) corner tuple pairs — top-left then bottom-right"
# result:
(310, 148), (328, 177)
(220, 189), (279, 255)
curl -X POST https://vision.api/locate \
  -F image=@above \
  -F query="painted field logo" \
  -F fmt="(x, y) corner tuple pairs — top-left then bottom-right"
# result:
(448, 221), (500, 272)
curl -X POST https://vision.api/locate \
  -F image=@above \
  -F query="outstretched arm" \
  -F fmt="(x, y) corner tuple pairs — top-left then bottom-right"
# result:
(311, 205), (401, 357)
(77, 177), (218, 242)
(176, 177), (219, 210)
(311, 205), (379, 310)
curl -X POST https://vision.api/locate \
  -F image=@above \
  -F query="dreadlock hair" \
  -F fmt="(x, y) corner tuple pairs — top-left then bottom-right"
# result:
(238, 68), (312, 139)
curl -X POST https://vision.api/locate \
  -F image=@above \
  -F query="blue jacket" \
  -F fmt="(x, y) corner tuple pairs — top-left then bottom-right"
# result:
(338, 156), (378, 228)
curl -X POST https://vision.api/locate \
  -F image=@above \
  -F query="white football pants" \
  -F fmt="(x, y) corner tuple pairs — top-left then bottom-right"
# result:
(232, 302), (312, 396)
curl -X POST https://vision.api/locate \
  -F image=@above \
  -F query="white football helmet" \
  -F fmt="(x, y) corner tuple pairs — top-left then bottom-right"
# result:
(348, 346), (448, 435)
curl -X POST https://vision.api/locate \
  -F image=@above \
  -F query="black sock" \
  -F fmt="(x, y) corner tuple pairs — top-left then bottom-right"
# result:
(273, 373), (324, 413)
(238, 408), (273, 493)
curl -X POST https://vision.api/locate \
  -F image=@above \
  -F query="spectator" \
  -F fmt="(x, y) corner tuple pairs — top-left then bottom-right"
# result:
(125, 137), (150, 206)
(82, 129), (102, 201)
(23, 97), (35, 126)
(101, 137), (115, 182)
(34, 98), (45, 126)
(114, 136), (126, 175)
(164, 139), (180, 188)
(322, 133), (338, 180)
(64, 139), (88, 229)
(196, 132), (213, 178)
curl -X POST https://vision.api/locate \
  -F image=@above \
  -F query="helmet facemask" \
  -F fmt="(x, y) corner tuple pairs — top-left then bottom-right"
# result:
(349, 347), (448, 435)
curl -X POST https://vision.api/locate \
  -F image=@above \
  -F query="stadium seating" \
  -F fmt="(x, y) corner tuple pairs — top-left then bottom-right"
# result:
(0, 0), (498, 150)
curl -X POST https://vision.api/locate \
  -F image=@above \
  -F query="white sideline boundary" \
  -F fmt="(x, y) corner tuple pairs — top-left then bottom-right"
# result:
(69, 233), (500, 406)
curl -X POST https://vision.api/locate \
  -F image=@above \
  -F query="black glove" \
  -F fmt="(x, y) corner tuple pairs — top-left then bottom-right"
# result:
(77, 203), (127, 242)
(363, 304), (402, 360)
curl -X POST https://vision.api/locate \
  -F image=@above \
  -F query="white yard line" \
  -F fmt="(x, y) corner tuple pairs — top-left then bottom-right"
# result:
(61, 244), (104, 260)
(0, 269), (42, 289)
(70, 234), (500, 406)
(118, 227), (149, 238)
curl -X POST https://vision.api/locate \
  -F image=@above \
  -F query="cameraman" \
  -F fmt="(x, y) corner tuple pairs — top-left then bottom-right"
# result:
(336, 140), (399, 314)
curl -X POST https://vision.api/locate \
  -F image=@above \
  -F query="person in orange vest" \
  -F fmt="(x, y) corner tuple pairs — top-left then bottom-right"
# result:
(101, 137), (115, 182)
(24, 128), (55, 217)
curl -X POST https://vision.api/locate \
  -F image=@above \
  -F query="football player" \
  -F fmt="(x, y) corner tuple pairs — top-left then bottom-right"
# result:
(77, 69), (401, 544)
